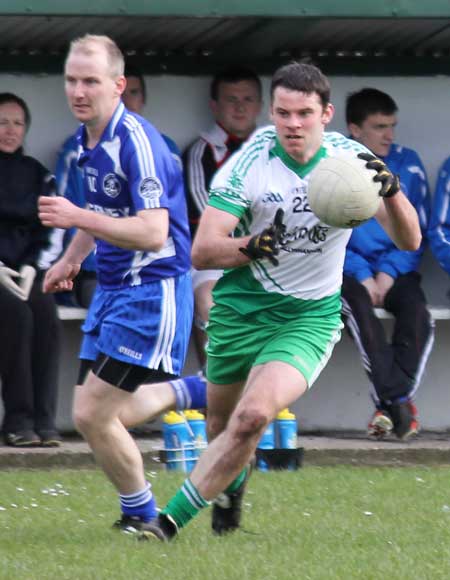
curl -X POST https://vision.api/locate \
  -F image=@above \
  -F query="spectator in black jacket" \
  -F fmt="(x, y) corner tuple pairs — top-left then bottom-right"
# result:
(0, 92), (62, 447)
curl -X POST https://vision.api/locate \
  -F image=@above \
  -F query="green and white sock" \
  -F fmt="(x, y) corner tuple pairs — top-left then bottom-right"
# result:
(224, 466), (248, 494)
(162, 478), (210, 529)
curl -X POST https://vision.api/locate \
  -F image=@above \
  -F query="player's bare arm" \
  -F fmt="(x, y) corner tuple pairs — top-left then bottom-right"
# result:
(375, 192), (421, 251)
(42, 230), (94, 293)
(39, 195), (168, 251)
(357, 152), (421, 251)
(192, 206), (252, 270)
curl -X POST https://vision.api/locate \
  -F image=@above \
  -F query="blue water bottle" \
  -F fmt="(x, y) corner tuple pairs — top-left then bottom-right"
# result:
(256, 422), (275, 472)
(162, 411), (196, 472)
(185, 409), (208, 458)
(275, 408), (298, 470)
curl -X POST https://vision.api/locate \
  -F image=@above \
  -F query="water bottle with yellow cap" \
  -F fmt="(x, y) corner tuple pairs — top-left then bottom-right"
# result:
(162, 411), (196, 472)
(275, 408), (298, 449)
(185, 409), (207, 457)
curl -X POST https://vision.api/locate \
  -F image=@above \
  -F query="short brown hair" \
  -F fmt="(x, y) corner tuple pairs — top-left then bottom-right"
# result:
(270, 62), (330, 108)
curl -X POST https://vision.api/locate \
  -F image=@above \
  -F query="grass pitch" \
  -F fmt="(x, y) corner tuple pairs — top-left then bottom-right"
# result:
(1, 466), (450, 579)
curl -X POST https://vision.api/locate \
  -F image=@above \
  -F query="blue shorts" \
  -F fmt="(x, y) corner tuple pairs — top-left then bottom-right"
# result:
(79, 272), (193, 376)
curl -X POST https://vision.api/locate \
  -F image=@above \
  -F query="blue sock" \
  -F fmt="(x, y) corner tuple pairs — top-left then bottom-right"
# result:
(170, 374), (207, 410)
(119, 482), (158, 522)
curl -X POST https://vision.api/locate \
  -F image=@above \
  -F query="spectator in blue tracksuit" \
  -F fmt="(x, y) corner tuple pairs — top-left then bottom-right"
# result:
(428, 157), (450, 280)
(122, 64), (182, 168)
(342, 88), (434, 441)
(55, 134), (97, 307)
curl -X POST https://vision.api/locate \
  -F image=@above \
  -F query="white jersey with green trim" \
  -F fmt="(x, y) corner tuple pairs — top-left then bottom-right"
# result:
(208, 126), (371, 300)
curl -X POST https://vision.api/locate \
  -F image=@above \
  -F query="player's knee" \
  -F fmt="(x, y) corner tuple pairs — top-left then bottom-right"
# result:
(72, 403), (97, 436)
(231, 407), (269, 442)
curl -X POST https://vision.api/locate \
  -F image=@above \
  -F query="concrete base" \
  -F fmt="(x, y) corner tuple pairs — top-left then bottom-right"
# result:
(1, 433), (450, 469)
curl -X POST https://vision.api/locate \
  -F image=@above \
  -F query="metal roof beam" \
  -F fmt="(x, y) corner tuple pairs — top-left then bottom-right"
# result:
(3, 53), (450, 76)
(1, 1), (450, 18)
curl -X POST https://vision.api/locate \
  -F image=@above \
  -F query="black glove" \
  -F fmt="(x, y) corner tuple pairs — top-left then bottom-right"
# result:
(357, 152), (400, 198)
(239, 208), (286, 266)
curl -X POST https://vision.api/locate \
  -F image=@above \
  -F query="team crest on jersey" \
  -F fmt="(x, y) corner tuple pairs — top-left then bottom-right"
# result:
(102, 173), (121, 198)
(139, 176), (163, 200)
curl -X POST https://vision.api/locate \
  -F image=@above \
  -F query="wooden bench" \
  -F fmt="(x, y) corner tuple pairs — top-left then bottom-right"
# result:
(57, 305), (450, 322)
(53, 302), (450, 433)
(57, 306), (88, 321)
(374, 306), (450, 320)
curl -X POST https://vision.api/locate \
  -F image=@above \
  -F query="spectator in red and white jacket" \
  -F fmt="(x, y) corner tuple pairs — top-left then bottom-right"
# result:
(183, 66), (262, 368)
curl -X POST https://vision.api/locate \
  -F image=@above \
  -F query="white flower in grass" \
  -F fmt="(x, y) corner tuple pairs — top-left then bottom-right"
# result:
(363, 511), (373, 516)
(415, 477), (425, 483)
(16, 487), (24, 492)
(0, 506), (6, 511)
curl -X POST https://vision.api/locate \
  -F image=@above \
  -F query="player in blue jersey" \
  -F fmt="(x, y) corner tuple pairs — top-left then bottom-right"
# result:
(343, 88), (434, 440)
(39, 34), (204, 533)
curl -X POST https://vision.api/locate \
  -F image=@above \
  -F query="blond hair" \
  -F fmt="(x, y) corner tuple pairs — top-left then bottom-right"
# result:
(67, 34), (124, 78)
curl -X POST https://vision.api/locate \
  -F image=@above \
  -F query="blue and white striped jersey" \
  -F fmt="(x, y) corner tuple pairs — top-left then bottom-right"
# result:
(75, 102), (191, 289)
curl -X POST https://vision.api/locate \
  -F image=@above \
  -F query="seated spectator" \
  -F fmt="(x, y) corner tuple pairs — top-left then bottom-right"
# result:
(183, 65), (262, 369)
(0, 92), (62, 447)
(54, 133), (97, 308)
(342, 87), (434, 440)
(428, 157), (450, 285)
(123, 64), (182, 167)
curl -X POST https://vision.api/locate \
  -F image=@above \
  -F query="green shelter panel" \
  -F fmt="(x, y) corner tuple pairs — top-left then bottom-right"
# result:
(0, 0), (450, 18)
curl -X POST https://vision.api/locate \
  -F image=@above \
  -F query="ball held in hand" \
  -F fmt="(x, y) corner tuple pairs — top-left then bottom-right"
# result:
(308, 152), (382, 228)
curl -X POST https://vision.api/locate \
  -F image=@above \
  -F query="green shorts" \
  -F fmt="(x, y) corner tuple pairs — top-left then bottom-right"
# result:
(206, 294), (343, 386)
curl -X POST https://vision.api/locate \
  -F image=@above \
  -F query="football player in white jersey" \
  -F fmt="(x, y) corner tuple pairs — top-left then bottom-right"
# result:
(129, 63), (421, 542)
(38, 35), (207, 534)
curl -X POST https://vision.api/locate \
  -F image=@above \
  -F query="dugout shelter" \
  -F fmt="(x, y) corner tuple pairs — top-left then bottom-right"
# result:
(1, 1), (450, 432)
